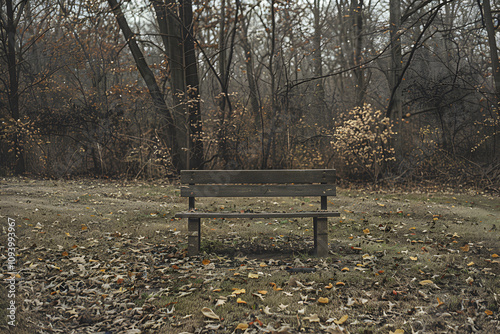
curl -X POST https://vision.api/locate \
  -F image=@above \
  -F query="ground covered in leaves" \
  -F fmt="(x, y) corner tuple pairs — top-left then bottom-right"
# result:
(1, 177), (499, 334)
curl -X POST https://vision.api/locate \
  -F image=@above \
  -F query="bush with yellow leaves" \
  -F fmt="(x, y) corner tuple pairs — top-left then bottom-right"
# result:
(331, 103), (395, 182)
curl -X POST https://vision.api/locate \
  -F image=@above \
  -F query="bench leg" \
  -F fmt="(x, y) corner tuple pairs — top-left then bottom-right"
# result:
(188, 218), (201, 256)
(314, 217), (328, 257)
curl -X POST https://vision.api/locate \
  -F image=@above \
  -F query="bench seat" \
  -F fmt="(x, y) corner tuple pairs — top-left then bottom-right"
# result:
(175, 211), (340, 219)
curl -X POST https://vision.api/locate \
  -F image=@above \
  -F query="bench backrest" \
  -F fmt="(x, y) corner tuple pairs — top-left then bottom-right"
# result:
(180, 169), (336, 198)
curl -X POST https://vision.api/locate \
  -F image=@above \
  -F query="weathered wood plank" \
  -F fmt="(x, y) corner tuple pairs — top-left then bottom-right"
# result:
(180, 184), (336, 197)
(175, 211), (340, 219)
(315, 218), (329, 256)
(188, 218), (200, 256)
(180, 169), (336, 184)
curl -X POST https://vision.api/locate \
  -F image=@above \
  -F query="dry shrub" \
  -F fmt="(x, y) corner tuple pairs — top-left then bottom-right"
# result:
(331, 104), (395, 182)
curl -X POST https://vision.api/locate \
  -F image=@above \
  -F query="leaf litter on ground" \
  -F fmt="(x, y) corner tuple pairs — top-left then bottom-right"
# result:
(1, 178), (499, 333)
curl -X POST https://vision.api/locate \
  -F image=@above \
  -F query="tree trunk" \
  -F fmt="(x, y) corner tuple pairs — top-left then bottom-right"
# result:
(482, 0), (500, 106)
(216, 0), (230, 166)
(5, 0), (26, 174)
(219, 0), (227, 95)
(180, 0), (204, 169)
(312, 0), (325, 112)
(262, 0), (278, 169)
(388, 0), (403, 160)
(151, 0), (185, 100)
(240, 20), (261, 128)
(108, 0), (182, 171)
(353, 0), (366, 105)
(152, 0), (189, 170)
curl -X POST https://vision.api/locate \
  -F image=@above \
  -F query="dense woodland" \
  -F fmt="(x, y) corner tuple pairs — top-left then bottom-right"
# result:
(1, 0), (499, 189)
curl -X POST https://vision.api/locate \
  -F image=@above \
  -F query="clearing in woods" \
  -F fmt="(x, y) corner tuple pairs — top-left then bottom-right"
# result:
(0, 177), (499, 333)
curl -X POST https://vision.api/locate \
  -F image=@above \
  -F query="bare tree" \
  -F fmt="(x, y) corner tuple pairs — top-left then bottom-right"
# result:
(0, 0), (28, 174)
(481, 0), (500, 106)
(388, 0), (403, 159)
(108, 0), (203, 171)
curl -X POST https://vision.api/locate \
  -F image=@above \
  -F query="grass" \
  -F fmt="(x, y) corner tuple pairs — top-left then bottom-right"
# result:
(0, 177), (499, 333)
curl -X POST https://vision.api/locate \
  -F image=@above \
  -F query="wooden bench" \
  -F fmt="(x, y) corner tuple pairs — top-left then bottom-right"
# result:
(174, 169), (339, 256)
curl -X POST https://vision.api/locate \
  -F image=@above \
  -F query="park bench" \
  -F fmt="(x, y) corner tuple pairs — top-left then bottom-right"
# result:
(174, 169), (339, 257)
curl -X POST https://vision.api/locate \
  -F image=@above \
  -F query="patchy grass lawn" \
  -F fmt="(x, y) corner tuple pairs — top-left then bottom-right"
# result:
(0, 177), (499, 333)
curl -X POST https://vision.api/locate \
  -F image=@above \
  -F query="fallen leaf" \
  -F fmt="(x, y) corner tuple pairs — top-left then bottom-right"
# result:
(363, 228), (370, 234)
(341, 267), (349, 272)
(460, 244), (470, 252)
(303, 314), (320, 322)
(437, 297), (445, 307)
(389, 330), (405, 334)
(235, 323), (249, 330)
(492, 254), (499, 258)
(419, 280), (433, 286)
(249, 318), (263, 326)
(325, 283), (333, 289)
(252, 293), (265, 301)
(205, 324), (221, 330)
(318, 297), (329, 304)
(248, 273), (259, 279)
(262, 305), (273, 315)
(258, 290), (268, 295)
(485, 310), (493, 316)
(237, 298), (247, 304)
(467, 261), (474, 266)
(202, 259), (211, 265)
(62, 251), (69, 257)
(178, 291), (193, 297)
(334, 314), (348, 325)
(232, 288), (246, 295)
(201, 307), (220, 320)
(278, 303), (289, 310)
(410, 256), (418, 261)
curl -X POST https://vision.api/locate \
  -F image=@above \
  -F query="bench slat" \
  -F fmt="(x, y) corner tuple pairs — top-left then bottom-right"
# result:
(175, 211), (340, 219)
(180, 184), (336, 197)
(180, 169), (336, 184)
